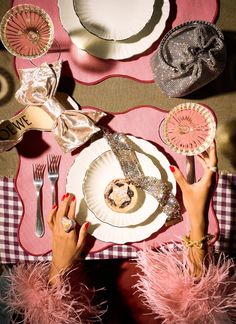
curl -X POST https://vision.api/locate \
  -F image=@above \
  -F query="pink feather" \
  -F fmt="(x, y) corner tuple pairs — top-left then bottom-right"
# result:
(1, 262), (105, 324)
(135, 246), (236, 323)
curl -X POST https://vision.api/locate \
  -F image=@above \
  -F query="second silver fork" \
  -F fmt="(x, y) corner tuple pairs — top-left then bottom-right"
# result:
(33, 163), (46, 238)
(47, 154), (61, 206)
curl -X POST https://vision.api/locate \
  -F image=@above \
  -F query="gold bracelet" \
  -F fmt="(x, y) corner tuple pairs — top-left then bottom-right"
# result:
(182, 234), (215, 249)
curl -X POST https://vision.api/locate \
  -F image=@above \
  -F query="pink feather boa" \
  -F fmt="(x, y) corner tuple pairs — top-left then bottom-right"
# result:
(135, 247), (236, 323)
(1, 262), (105, 324)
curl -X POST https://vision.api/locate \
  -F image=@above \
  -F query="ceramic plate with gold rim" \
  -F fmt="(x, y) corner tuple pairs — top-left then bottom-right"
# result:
(66, 135), (176, 244)
(82, 150), (160, 227)
(73, 0), (155, 41)
(58, 0), (170, 60)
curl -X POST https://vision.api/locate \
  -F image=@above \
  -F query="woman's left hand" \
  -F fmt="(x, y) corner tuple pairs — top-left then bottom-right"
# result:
(170, 142), (217, 229)
(47, 193), (89, 283)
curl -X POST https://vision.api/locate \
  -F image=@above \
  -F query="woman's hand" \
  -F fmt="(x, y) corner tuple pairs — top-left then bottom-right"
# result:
(47, 193), (89, 284)
(170, 142), (218, 229)
(170, 142), (217, 276)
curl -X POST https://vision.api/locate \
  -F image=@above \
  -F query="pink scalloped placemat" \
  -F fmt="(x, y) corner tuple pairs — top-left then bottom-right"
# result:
(15, 106), (219, 256)
(13, 0), (218, 84)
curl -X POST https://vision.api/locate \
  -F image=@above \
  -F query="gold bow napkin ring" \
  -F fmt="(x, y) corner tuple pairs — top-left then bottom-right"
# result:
(61, 216), (76, 233)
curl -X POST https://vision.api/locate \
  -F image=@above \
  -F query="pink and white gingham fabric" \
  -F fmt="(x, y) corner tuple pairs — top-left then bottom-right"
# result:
(0, 177), (138, 263)
(212, 172), (236, 255)
(1, 172), (236, 263)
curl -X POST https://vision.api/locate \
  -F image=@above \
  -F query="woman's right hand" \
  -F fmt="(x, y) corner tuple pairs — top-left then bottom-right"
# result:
(47, 193), (89, 284)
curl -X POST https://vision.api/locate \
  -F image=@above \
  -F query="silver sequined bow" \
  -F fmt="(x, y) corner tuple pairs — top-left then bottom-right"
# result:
(104, 131), (181, 225)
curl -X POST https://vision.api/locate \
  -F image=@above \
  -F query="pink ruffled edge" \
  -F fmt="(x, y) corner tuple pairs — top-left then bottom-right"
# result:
(134, 246), (236, 323)
(1, 262), (106, 324)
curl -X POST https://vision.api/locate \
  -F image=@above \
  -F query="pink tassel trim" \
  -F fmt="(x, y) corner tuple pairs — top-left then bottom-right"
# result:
(1, 262), (105, 324)
(135, 246), (236, 323)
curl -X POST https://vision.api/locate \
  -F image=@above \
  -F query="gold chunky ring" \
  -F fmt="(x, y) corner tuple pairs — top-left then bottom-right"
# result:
(208, 165), (218, 173)
(61, 216), (76, 233)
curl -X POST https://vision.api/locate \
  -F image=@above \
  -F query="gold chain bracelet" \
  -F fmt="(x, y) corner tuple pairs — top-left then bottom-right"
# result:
(182, 234), (215, 249)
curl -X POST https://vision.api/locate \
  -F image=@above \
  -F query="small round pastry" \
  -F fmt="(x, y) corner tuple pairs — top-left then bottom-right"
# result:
(104, 178), (138, 213)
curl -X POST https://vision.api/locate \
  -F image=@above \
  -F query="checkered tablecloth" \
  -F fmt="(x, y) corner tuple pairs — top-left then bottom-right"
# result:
(212, 173), (236, 255)
(0, 177), (138, 263)
(1, 173), (236, 263)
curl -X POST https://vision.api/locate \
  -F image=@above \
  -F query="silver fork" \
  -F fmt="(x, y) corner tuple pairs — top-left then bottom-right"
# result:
(47, 154), (61, 206)
(32, 163), (46, 238)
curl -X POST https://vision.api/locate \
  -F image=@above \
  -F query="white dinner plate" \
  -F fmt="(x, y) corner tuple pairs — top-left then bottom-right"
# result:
(58, 0), (170, 59)
(66, 136), (176, 243)
(73, 0), (155, 41)
(83, 150), (160, 227)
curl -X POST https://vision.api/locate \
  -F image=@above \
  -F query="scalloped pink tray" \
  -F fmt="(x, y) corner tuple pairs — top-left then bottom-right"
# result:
(15, 106), (219, 256)
(14, 0), (218, 84)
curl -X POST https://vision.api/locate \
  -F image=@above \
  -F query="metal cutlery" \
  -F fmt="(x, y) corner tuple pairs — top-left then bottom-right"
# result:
(32, 163), (46, 238)
(47, 154), (61, 206)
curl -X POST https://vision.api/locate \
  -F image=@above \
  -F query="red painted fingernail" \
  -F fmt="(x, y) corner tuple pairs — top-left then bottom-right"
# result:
(52, 203), (57, 209)
(72, 196), (76, 202)
(169, 165), (175, 173)
(61, 195), (65, 201)
(85, 222), (90, 230)
(65, 193), (70, 198)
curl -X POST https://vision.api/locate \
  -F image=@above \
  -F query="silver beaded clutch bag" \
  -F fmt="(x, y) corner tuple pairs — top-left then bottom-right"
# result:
(151, 20), (226, 97)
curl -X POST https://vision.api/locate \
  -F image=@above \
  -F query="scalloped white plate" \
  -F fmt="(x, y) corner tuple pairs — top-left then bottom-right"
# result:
(58, 0), (170, 59)
(66, 135), (176, 244)
(83, 150), (160, 227)
(73, 0), (155, 41)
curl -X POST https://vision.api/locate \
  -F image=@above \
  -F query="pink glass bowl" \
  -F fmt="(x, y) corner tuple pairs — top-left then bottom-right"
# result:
(161, 102), (216, 156)
(0, 4), (54, 59)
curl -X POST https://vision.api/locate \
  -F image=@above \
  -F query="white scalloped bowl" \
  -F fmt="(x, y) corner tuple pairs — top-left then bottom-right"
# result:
(66, 135), (176, 244)
(83, 150), (160, 227)
(58, 0), (170, 60)
(73, 0), (155, 41)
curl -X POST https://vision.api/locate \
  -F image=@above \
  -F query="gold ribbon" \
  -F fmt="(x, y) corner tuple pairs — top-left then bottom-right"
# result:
(0, 61), (106, 153)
